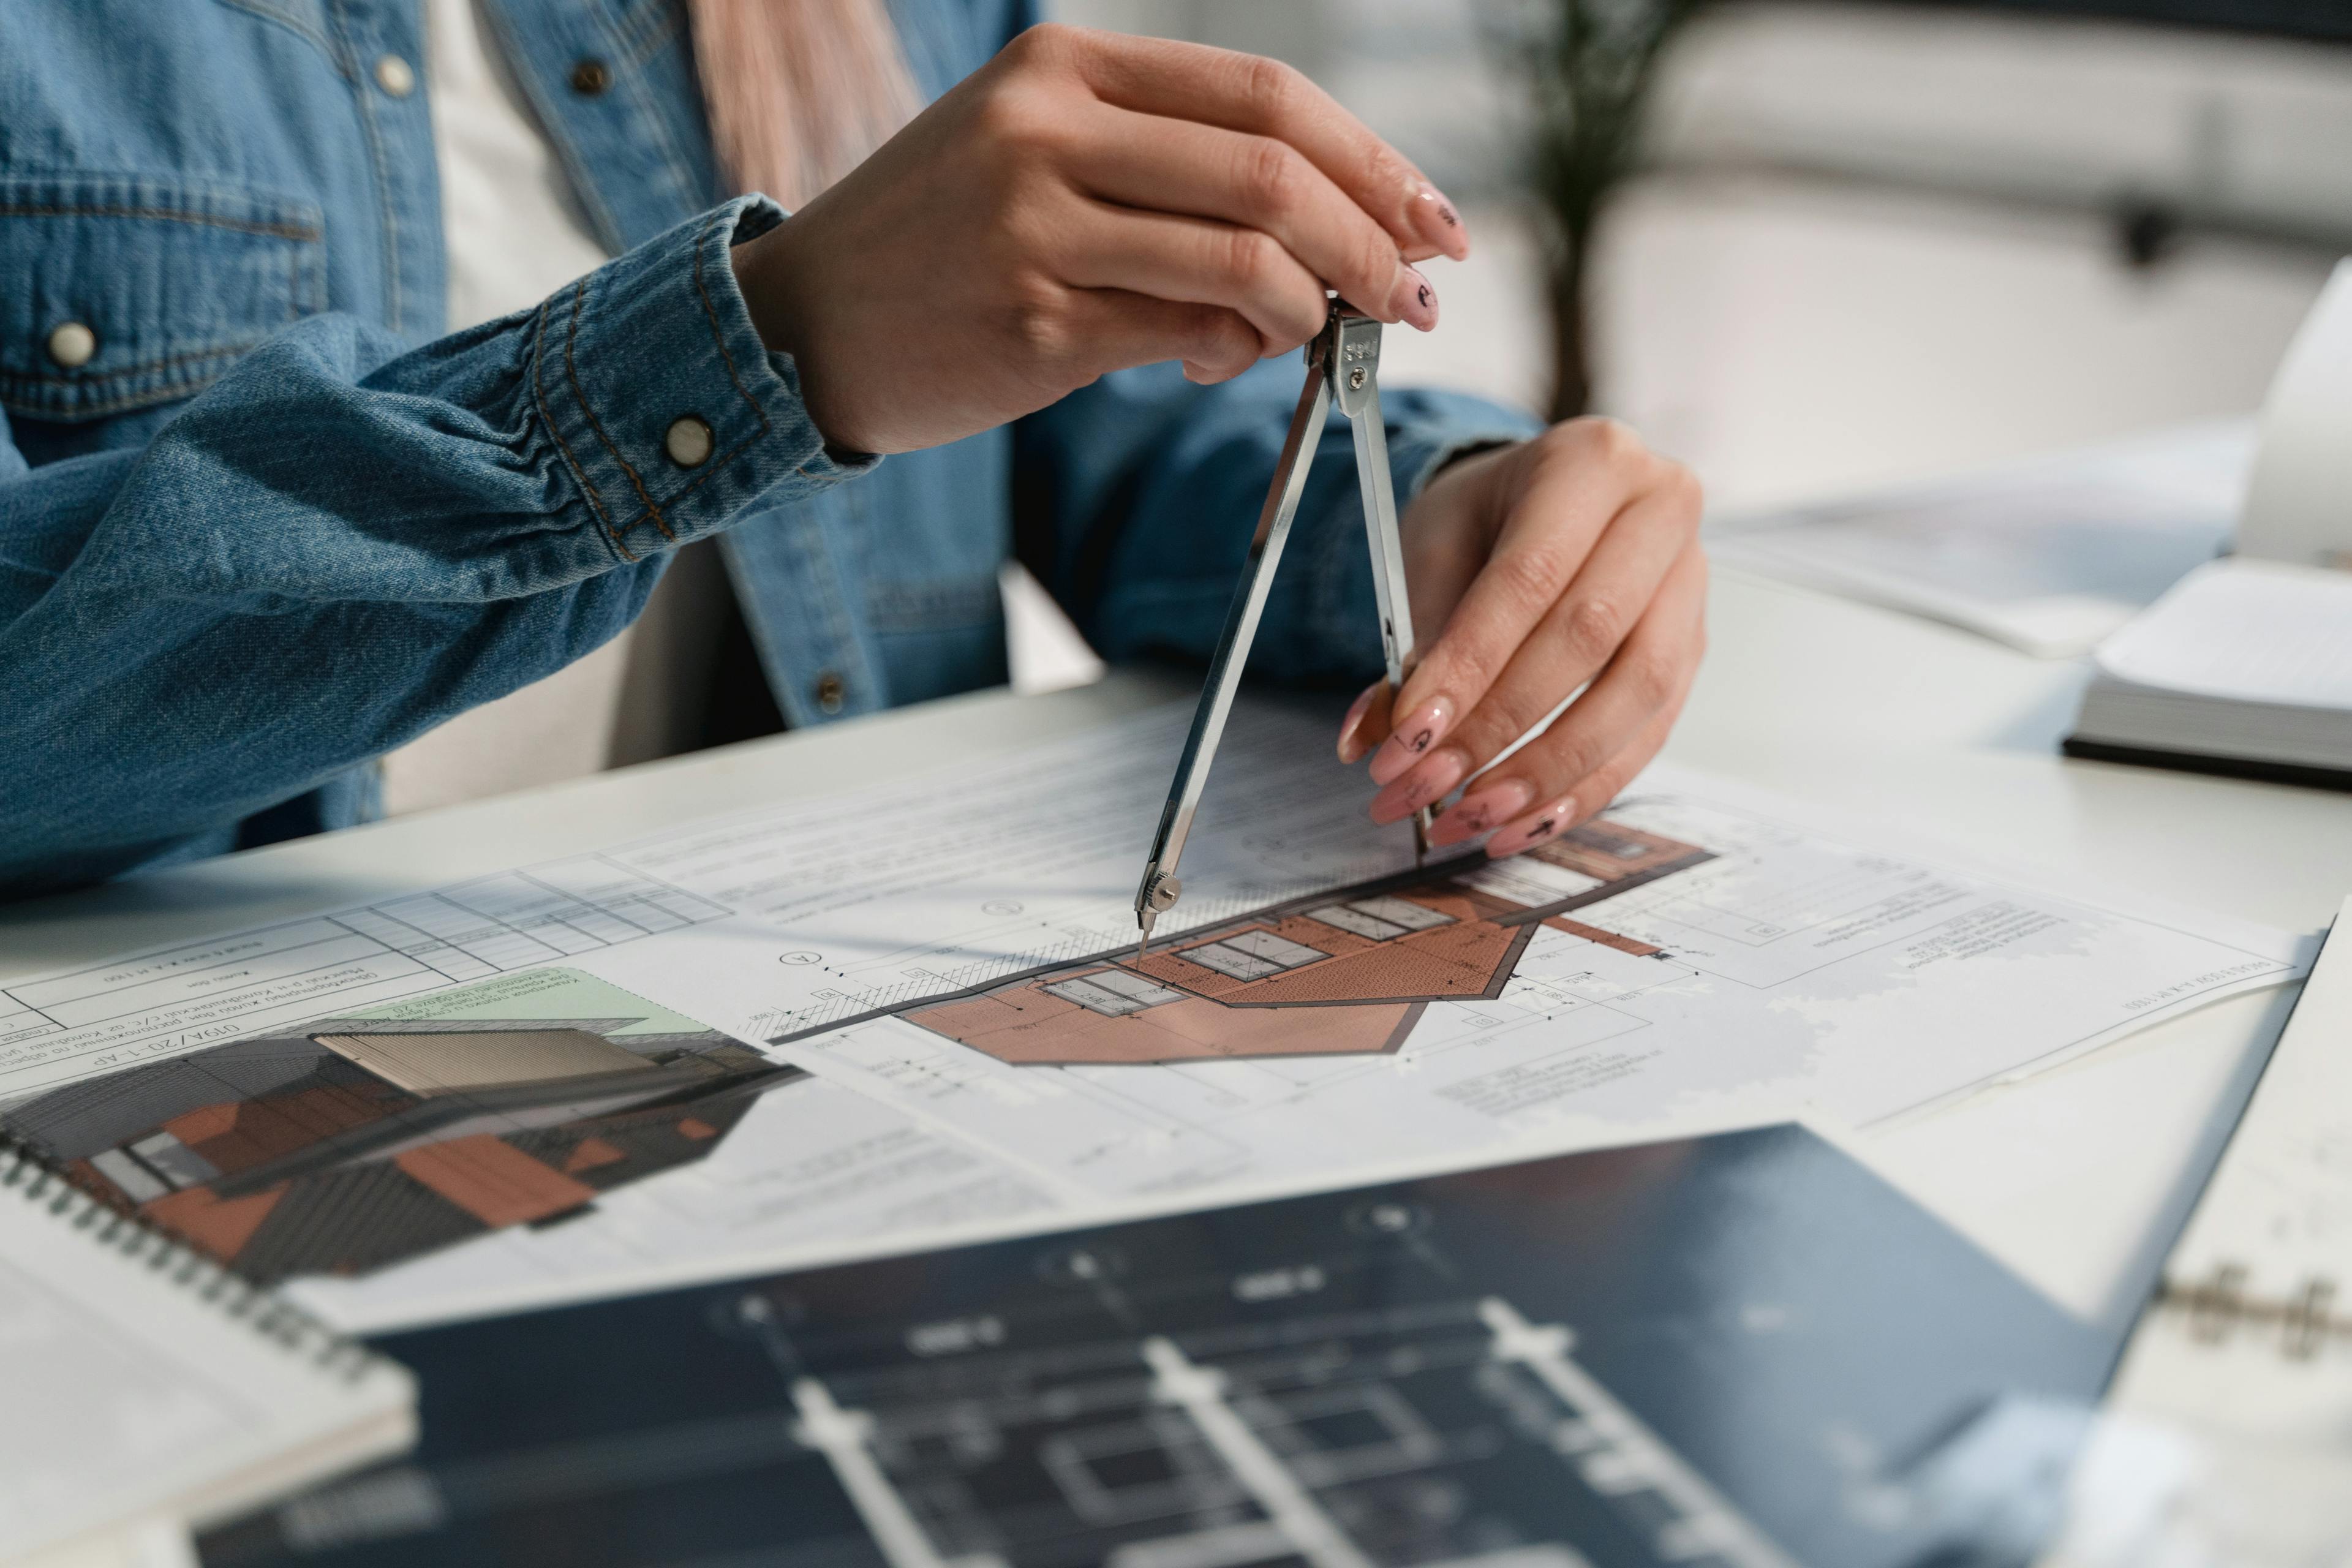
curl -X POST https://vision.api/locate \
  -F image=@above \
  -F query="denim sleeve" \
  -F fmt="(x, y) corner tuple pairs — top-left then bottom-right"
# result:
(0, 195), (869, 898)
(1015, 356), (1543, 688)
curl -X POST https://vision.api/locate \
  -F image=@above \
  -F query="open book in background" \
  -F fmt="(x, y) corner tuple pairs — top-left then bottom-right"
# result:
(0, 1148), (415, 1567)
(2064, 559), (2352, 790)
(1704, 422), (2249, 657)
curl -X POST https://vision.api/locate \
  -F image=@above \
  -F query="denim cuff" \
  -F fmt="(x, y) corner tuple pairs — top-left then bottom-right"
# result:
(529, 194), (878, 562)
(1298, 402), (1542, 681)
(1388, 420), (1540, 507)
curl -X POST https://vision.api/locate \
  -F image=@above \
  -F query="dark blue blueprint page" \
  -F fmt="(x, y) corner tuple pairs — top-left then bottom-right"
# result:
(200, 1125), (2108, 1568)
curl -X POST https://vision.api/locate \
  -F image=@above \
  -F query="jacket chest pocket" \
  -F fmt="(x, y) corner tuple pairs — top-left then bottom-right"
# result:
(0, 171), (325, 424)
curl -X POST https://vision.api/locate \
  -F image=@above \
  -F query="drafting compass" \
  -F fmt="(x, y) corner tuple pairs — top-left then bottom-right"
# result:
(1133, 300), (1426, 960)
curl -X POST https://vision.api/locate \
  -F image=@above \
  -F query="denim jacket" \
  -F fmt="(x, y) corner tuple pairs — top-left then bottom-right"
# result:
(0, 0), (1537, 900)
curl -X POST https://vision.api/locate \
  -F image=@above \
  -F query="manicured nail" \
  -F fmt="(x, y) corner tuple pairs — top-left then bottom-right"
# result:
(1370, 747), (1468, 825)
(1336, 680), (1387, 764)
(1409, 183), (1469, 260)
(1392, 265), (1439, 331)
(1368, 695), (1454, 786)
(1429, 778), (1533, 846)
(1487, 794), (1578, 859)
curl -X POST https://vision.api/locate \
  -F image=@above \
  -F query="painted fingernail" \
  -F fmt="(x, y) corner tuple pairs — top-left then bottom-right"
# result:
(1410, 183), (1469, 260)
(1368, 696), (1454, 786)
(1370, 747), (1468, 825)
(1487, 794), (1578, 859)
(1429, 778), (1534, 846)
(1336, 680), (1386, 764)
(1391, 265), (1439, 331)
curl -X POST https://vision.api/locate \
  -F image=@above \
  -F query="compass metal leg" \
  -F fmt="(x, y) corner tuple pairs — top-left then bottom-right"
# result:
(1131, 304), (1428, 959)
(1133, 353), (1334, 957)
(1333, 316), (1431, 860)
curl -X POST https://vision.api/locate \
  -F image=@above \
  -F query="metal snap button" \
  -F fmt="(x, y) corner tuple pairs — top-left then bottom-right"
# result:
(570, 58), (612, 95)
(813, 671), (846, 714)
(663, 415), (714, 468)
(374, 53), (416, 97)
(45, 321), (97, 369)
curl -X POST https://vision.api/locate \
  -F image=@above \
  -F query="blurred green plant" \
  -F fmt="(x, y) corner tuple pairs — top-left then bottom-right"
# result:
(1497, 0), (1704, 418)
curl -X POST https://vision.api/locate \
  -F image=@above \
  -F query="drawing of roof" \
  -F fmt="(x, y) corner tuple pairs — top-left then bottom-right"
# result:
(1132, 894), (1533, 1006)
(13, 1012), (801, 1286)
(904, 814), (1711, 1068)
(312, 1027), (655, 1096)
(909, 978), (1427, 1067)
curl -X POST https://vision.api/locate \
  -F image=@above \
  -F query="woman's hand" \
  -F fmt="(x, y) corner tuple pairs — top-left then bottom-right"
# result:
(1337, 421), (1707, 858)
(729, 24), (1465, 454)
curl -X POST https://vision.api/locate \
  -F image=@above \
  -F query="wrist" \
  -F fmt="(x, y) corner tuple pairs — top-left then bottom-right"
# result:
(729, 218), (877, 459)
(1427, 438), (1519, 486)
(728, 222), (805, 361)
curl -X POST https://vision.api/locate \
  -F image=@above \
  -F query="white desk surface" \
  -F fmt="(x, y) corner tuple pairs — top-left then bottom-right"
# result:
(5, 568), (2345, 1333)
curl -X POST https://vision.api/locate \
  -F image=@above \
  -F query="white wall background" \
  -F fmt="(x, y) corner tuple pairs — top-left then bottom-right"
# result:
(1049, 0), (2348, 512)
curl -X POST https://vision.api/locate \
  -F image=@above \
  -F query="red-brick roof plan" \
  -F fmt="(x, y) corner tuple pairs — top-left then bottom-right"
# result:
(905, 818), (1713, 1067)
(1, 973), (799, 1286)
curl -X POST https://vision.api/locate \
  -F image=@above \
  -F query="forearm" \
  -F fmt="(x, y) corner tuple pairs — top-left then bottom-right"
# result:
(0, 197), (868, 897)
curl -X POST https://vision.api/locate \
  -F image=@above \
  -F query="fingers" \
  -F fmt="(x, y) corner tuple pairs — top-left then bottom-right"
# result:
(1337, 678), (1394, 764)
(1038, 26), (1471, 263)
(1076, 108), (1438, 331)
(1425, 543), (1707, 854)
(1366, 457), (1698, 816)
(1482, 704), (1681, 859)
(1060, 203), (1329, 352)
(1365, 423), (1694, 792)
(1052, 287), (1263, 384)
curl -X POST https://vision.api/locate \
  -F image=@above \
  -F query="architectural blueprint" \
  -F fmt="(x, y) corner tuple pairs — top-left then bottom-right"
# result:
(197, 1125), (2111, 1568)
(0, 698), (2307, 1332)
(718, 780), (2301, 1225)
(0, 702), (1413, 1104)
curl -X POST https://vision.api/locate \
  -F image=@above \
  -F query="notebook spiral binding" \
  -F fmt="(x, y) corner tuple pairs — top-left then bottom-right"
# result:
(0, 1131), (384, 1382)
(2156, 1262), (2351, 1362)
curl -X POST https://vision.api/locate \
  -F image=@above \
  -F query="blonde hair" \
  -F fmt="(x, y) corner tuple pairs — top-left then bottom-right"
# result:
(685, 0), (922, 208)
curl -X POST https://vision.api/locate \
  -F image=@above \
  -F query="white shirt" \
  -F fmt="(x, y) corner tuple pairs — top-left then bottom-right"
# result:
(382, 0), (728, 815)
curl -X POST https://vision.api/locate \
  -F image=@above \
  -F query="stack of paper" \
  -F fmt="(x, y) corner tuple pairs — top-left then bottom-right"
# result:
(1707, 423), (2249, 656)
(0, 699), (2305, 1338)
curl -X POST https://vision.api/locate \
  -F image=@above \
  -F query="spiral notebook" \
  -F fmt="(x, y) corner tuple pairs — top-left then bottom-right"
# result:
(0, 1147), (416, 1567)
(2051, 895), (2352, 1564)
(2132, 892), (2352, 1401)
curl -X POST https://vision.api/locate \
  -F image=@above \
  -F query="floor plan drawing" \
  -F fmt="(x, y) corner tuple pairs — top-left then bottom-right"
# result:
(0, 858), (735, 1101)
(765, 1291), (1792, 1568)
(900, 821), (1708, 1067)
(200, 1125), (2113, 1568)
(747, 787), (2295, 1212)
(1, 969), (806, 1284)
